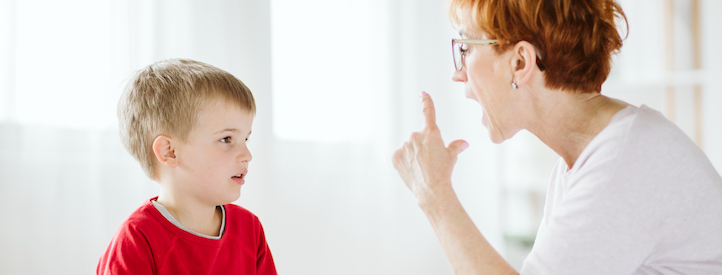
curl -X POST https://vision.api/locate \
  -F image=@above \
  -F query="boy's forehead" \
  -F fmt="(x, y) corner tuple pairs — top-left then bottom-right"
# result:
(195, 99), (254, 130)
(205, 96), (253, 111)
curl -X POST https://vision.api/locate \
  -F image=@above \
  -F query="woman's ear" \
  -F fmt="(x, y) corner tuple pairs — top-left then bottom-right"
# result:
(152, 135), (179, 168)
(510, 41), (539, 88)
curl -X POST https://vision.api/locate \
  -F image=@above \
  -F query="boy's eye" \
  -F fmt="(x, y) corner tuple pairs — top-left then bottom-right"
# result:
(220, 136), (232, 143)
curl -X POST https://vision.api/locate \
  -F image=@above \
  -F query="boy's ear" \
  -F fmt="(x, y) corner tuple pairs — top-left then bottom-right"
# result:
(510, 41), (538, 88)
(152, 135), (178, 168)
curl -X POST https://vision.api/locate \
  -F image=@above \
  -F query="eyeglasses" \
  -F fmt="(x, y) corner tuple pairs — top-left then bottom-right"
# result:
(452, 38), (497, 71)
(451, 38), (546, 71)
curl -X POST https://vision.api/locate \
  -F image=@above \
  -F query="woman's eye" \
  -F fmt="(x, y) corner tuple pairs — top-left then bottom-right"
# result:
(220, 136), (232, 143)
(460, 45), (469, 53)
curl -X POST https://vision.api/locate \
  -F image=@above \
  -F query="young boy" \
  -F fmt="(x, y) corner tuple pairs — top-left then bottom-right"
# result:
(98, 59), (277, 274)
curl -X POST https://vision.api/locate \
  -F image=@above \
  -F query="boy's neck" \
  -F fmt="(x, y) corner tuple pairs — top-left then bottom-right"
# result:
(155, 190), (223, 237)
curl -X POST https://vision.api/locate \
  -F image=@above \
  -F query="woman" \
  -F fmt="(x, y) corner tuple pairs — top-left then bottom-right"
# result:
(392, 0), (722, 274)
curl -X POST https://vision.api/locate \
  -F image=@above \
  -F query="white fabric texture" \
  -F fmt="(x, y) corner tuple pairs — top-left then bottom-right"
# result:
(521, 105), (722, 274)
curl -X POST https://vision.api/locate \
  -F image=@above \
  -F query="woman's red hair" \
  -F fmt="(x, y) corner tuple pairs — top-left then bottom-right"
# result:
(449, 0), (628, 93)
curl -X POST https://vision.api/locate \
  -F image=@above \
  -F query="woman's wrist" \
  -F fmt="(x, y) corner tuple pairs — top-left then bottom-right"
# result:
(417, 182), (457, 213)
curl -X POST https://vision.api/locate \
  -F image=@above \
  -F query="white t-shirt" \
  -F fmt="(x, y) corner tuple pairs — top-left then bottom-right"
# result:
(521, 105), (722, 274)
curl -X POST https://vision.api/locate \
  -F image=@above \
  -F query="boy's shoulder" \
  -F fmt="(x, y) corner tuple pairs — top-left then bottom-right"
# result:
(114, 198), (170, 237)
(222, 203), (263, 228)
(220, 203), (271, 254)
(98, 198), (171, 274)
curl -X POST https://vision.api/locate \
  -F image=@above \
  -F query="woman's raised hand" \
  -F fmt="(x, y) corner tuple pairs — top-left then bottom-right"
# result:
(392, 92), (469, 206)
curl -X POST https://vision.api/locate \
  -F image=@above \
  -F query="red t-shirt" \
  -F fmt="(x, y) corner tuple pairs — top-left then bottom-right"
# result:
(97, 197), (277, 275)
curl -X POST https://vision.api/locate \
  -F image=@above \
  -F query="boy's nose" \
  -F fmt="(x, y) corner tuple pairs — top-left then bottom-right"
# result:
(238, 147), (252, 163)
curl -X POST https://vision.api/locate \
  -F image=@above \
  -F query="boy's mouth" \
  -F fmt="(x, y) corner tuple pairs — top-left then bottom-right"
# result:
(231, 170), (247, 185)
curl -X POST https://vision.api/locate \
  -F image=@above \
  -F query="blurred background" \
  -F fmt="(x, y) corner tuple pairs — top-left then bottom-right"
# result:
(0, 0), (720, 274)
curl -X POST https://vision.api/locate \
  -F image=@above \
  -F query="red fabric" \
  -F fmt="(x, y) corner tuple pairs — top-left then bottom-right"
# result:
(97, 197), (277, 275)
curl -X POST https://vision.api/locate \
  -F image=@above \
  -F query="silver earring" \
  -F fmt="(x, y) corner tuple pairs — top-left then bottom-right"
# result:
(512, 80), (518, 89)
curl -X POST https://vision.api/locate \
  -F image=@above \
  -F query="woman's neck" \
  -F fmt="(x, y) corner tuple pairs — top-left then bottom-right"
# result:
(525, 90), (630, 169)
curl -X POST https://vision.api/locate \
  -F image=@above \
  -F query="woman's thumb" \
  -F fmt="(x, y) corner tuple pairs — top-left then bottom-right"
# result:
(448, 140), (469, 155)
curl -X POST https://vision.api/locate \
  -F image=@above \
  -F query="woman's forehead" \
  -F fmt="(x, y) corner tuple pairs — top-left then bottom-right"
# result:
(457, 27), (488, 39)
(454, 12), (488, 38)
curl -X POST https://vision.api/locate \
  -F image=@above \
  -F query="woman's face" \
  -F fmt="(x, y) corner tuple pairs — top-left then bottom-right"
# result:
(452, 14), (523, 144)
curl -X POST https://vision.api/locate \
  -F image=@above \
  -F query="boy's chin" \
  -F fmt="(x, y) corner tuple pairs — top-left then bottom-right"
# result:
(227, 191), (242, 204)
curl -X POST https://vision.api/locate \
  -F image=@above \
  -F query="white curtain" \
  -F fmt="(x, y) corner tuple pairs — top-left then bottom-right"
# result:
(1, 0), (721, 274)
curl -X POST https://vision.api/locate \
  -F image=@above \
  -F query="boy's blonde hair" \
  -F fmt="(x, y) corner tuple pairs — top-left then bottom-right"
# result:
(118, 59), (256, 179)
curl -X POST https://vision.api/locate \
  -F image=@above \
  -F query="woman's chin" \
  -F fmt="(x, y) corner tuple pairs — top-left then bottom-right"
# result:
(489, 128), (522, 144)
(481, 114), (506, 143)
(488, 133), (506, 144)
(483, 123), (504, 144)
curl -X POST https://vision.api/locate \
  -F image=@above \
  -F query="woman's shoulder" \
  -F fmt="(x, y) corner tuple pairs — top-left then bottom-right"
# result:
(573, 104), (721, 187)
(580, 104), (698, 164)
(623, 105), (705, 157)
(628, 105), (687, 137)
(569, 103), (720, 183)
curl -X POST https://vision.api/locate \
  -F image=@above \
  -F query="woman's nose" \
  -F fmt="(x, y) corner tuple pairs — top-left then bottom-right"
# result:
(451, 67), (467, 82)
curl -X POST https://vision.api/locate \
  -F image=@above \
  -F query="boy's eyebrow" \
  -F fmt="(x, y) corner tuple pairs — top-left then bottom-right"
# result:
(214, 128), (252, 135)
(214, 128), (239, 134)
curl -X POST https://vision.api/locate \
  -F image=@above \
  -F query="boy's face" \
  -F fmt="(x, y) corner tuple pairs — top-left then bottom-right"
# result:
(172, 99), (254, 206)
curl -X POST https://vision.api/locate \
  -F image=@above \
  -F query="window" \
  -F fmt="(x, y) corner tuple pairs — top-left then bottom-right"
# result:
(271, 0), (382, 142)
